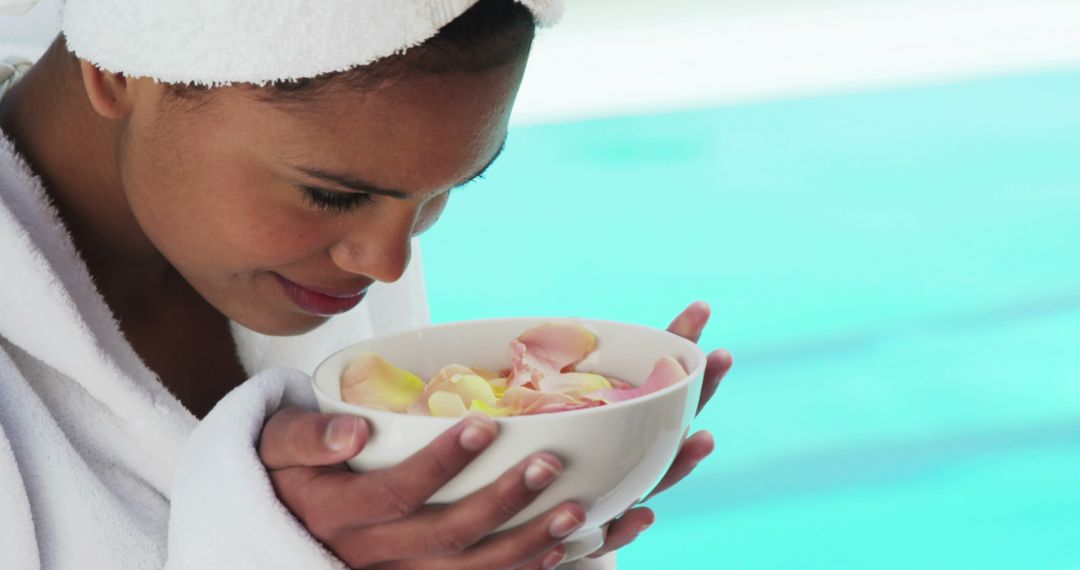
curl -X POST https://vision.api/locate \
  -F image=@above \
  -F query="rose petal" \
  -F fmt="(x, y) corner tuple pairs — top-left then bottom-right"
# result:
(408, 364), (476, 415)
(537, 372), (612, 397)
(518, 321), (597, 368)
(509, 321), (596, 387)
(507, 340), (541, 388)
(529, 399), (605, 415)
(428, 391), (468, 417)
(499, 386), (582, 415)
(584, 356), (687, 405)
(469, 398), (511, 417)
(471, 367), (502, 380)
(487, 377), (510, 399)
(340, 352), (425, 412)
(449, 374), (499, 407)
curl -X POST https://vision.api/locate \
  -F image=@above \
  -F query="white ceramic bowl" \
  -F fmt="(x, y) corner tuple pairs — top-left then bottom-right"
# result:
(312, 317), (705, 561)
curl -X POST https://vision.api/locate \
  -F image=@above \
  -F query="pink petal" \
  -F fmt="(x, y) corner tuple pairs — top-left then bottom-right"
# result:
(528, 399), (604, 415)
(583, 356), (687, 405)
(499, 386), (580, 415)
(508, 340), (545, 388)
(508, 321), (596, 387)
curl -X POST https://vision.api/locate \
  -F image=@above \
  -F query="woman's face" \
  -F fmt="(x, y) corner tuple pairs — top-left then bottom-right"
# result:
(115, 59), (526, 335)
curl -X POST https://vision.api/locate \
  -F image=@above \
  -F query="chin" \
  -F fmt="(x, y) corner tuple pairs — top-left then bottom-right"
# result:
(229, 307), (331, 337)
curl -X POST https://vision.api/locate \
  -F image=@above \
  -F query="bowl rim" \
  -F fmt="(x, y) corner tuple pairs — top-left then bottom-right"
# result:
(311, 316), (708, 424)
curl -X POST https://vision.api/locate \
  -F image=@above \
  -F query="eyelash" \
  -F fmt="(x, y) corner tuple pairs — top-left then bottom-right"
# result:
(299, 186), (375, 213)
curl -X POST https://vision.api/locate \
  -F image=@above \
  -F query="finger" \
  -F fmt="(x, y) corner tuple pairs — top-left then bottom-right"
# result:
(529, 546), (569, 570)
(345, 415), (499, 525)
(259, 408), (369, 470)
(588, 507), (654, 559)
(270, 415), (499, 551)
(342, 452), (564, 564)
(424, 502), (585, 570)
(644, 431), (714, 501)
(479, 545), (566, 570)
(667, 301), (711, 343)
(697, 349), (733, 415)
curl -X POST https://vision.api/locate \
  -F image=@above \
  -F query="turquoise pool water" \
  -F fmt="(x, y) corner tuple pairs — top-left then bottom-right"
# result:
(420, 68), (1080, 568)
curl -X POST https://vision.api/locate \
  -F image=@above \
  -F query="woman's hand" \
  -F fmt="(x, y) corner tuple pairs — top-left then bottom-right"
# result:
(259, 409), (582, 569)
(589, 301), (734, 558)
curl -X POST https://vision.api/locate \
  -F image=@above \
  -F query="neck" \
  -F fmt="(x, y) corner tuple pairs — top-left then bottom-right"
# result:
(0, 37), (167, 278)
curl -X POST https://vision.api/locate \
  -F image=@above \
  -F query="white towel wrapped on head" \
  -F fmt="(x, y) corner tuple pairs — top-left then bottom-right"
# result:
(58, 0), (563, 85)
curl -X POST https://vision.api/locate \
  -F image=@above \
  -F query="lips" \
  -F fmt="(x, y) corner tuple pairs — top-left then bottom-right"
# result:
(274, 273), (371, 316)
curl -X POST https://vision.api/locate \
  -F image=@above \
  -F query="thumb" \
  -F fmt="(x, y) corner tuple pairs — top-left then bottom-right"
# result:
(258, 407), (369, 470)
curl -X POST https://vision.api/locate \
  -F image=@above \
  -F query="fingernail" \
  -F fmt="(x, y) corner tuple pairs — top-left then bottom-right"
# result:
(639, 520), (653, 535)
(541, 547), (566, 569)
(459, 417), (496, 451)
(549, 510), (583, 538)
(324, 417), (359, 452)
(524, 457), (561, 491)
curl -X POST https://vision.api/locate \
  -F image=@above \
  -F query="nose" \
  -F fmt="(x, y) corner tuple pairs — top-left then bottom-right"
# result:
(328, 205), (415, 283)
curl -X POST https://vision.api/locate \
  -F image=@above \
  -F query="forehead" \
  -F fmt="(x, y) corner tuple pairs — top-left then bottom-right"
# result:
(172, 62), (526, 194)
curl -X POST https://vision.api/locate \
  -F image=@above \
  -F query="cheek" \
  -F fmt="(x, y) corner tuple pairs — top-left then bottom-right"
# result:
(413, 193), (449, 236)
(119, 124), (332, 272)
(219, 201), (330, 265)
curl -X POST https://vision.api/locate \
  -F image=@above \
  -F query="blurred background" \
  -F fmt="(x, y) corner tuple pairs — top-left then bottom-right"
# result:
(433, 1), (1080, 568)
(5, 1), (1079, 568)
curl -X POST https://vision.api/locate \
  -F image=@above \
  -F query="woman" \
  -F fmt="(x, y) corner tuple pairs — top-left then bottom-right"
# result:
(0, 0), (732, 568)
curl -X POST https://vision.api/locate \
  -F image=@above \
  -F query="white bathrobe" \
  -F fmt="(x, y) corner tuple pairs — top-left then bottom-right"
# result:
(0, 64), (613, 569)
(0, 116), (436, 568)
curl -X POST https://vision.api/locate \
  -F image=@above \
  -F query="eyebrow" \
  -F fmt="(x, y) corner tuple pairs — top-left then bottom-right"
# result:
(294, 137), (507, 199)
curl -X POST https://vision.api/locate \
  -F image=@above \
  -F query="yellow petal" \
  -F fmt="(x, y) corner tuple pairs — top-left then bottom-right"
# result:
(429, 391), (467, 417)
(430, 364), (477, 389)
(469, 398), (511, 417)
(340, 352), (424, 412)
(538, 372), (612, 397)
(449, 373), (499, 407)
(408, 364), (476, 415)
(490, 378), (509, 400)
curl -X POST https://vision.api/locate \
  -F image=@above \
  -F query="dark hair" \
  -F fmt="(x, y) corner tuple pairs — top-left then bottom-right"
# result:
(167, 0), (534, 102)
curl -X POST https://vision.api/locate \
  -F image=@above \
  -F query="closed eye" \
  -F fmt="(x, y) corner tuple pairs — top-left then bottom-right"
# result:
(299, 186), (375, 214)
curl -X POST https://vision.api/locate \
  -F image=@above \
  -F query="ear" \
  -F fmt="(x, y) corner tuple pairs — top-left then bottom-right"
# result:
(79, 60), (135, 119)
